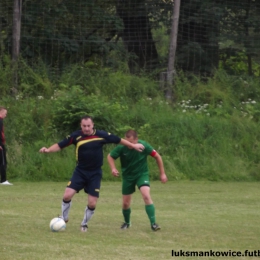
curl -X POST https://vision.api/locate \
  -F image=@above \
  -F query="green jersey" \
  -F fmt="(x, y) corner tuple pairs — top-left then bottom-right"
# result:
(109, 139), (155, 180)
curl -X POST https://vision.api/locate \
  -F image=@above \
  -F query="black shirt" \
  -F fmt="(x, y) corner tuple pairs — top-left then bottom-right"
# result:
(58, 129), (121, 170)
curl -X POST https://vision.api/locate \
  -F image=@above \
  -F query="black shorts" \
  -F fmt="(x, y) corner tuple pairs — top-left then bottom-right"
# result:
(67, 167), (102, 198)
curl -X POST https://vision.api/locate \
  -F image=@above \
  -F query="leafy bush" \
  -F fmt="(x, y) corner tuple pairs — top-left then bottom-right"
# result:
(0, 55), (13, 95)
(1, 65), (260, 182)
(51, 85), (130, 136)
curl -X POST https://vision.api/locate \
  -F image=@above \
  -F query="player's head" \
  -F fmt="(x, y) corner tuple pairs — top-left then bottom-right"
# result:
(125, 129), (138, 144)
(81, 115), (93, 122)
(80, 115), (94, 135)
(0, 106), (7, 118)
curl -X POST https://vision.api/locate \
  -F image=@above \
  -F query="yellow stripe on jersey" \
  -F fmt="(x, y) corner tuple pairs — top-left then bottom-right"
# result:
(75, 138), (104, 160)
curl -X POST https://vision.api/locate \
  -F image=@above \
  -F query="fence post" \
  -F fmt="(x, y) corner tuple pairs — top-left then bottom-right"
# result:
(166, 0), (181, 101)
(12, 0), (22, 94)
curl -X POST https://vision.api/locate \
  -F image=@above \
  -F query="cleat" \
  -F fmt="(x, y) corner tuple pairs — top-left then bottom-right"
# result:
(81, 224), (88, 232)
(151, 223), (161, 231)
(58, 215), (69, 223)
(120, 222), (130, 229)
(1, 180), (13, 185)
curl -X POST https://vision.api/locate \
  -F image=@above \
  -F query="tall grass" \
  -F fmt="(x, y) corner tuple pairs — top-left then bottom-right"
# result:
(1, 63), (260, 181)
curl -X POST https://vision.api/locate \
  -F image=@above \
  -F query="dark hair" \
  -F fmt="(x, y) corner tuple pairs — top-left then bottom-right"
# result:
(81, 115), (93, 122)
(125, 129), (138, 139)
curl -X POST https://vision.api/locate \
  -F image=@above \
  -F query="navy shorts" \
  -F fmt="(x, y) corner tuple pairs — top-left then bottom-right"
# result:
(67, 167), (102, 198)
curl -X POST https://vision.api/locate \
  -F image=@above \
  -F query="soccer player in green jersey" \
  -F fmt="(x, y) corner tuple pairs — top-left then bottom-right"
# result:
(107, 129), (168, 231)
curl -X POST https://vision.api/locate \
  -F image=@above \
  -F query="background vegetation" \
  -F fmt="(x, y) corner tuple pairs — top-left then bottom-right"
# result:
(1, 64), (260, 182)
(1, 0), (260, 75)
(1, 4), (259, 260)
(1, 0), (260, 182)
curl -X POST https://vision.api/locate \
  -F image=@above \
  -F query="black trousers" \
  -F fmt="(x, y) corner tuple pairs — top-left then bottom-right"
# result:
(0, 145), (7, 183)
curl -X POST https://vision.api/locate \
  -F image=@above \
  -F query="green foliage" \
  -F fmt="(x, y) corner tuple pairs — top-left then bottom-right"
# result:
(5, 98), (54, 143)
(152, 24), (170, 61)
(17, 0), (123, 67)
(50, 67), (163, 136)
(173, 70), (260, 120)
(1, 67), (260, 182)
(220, 51), (260, 76)
(7, 141), (75, 181)
(18, 59), (54, 97)
(2, 0), (260, 75)
(101, 71), (160, 102)
(0, 55), (13, 95)
(58, 65), (160, 100)
(51, 85), (130, 135)
(2, 0), (260, 182)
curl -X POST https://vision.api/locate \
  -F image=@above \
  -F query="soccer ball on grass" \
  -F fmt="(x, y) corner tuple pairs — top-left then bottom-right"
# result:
(49, 217), (66, 232)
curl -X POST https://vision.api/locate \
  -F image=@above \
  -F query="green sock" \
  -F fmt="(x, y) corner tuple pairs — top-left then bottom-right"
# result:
(145, 204), (156, 225)
(122, 208), (131, 224)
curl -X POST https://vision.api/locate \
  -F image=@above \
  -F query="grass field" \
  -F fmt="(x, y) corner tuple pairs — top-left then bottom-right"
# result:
(0, 181), (260, 260)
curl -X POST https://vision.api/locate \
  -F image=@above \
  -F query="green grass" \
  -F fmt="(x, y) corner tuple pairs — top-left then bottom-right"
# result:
(0, 181), (260, 260)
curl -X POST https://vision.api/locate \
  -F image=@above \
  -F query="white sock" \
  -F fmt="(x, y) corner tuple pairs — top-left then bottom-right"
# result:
(62, 200), (71, 221)
(81, 206), (95, 226)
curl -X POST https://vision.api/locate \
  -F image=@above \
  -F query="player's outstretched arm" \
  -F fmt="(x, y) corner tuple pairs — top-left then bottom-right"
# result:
(119, 138), (144, 152)
(107, 154), (120, 177)
(154, 153), (168, 183)
(39, 143), (61, 153)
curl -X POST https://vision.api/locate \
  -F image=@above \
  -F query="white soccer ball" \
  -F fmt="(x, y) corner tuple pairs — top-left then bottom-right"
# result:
(50, 217), (66, 232)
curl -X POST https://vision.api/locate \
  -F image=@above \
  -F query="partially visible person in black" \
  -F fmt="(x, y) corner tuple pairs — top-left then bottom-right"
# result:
(0, 106), (12, 185)
(39, 115), (144, 232)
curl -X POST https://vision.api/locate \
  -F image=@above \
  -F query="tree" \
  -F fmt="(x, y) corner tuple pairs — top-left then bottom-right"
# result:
(176, 0), (220, 75)
(18, 0), (123, 67)
(219, 0), (260, 76)
(116, 0), (159, 72)
(176, 0), (260, 76)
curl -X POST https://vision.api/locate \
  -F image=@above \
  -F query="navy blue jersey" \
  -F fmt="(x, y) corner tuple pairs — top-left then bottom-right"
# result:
(58, 129), (121, 170)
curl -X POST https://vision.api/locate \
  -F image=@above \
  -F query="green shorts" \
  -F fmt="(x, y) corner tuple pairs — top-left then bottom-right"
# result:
(122, 174), (150, 195)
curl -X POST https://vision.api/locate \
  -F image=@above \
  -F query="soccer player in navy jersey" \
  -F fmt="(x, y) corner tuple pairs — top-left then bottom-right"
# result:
(39, 116), (144, 232)
(107, 129), (167, 231)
